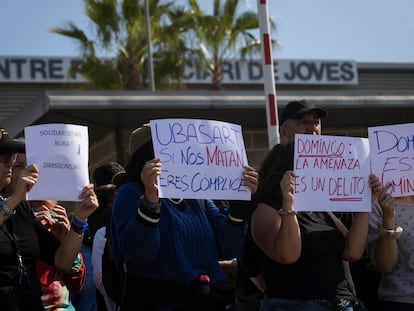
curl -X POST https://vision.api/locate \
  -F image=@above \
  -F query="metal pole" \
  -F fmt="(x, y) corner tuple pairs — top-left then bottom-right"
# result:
(144, 0), (155, 91)
(257, 0), (279, 148)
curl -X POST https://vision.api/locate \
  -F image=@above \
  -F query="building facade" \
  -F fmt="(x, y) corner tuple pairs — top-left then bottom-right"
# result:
(1, 56), (414, 172)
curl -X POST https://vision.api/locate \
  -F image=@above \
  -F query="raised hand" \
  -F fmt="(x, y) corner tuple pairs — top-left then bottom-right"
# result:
(243, 165), (259, 194)
(140, 158), (162, 203)
(72, 184), (99, 222)
(14, 164), (39, 201)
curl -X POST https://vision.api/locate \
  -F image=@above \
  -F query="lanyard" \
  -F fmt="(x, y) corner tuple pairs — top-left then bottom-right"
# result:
(0, 215), (31, 286)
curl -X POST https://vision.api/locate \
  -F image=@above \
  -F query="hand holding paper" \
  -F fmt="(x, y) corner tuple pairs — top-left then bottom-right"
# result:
(242, 165), (258, 195)
(72, 184), (99, 222)
(14, 164), (39, 201)
(140, 157), (162, 203)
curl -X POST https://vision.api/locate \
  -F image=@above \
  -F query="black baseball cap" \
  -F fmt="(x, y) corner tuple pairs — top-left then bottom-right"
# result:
(280, 100), (327, 125)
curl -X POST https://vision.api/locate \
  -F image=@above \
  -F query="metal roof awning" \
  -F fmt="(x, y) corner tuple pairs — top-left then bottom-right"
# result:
(4, 90), (414, 144)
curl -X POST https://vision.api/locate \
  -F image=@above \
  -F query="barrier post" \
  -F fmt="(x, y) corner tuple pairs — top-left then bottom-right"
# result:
(257, 0), (279, 148)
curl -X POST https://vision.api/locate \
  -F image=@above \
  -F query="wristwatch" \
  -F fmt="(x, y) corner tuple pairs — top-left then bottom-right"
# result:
(0, 199), (14, 219)
(379, 225), (403, 239)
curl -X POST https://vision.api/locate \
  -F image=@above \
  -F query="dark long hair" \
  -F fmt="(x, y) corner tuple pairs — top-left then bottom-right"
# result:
(256, 142), (295, 208)
(124, 140), (154, 188)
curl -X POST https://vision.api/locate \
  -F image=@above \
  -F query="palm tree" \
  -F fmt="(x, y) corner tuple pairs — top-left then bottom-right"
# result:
(50, 0), (193, 90)
(186, 0), (276, 90)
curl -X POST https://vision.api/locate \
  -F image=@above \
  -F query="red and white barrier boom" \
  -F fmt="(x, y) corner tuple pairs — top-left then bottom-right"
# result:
(257, 0), (279, 148)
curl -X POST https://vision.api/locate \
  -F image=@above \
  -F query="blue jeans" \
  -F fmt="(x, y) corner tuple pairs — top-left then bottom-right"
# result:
(260, 296), (354, 311)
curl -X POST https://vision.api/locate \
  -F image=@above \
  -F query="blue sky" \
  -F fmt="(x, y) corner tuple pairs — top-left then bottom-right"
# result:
(1, 0), (413, 63)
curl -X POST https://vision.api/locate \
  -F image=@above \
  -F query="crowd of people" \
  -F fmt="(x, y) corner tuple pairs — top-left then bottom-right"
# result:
(0, 99), (412, 311)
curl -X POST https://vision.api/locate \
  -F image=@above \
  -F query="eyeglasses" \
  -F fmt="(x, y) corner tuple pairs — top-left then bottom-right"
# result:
(0, 153), (17, 164)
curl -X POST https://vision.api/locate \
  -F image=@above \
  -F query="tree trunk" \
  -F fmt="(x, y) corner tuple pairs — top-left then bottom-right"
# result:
(211, 64), (223, 90)
(124, 54), (141, 90)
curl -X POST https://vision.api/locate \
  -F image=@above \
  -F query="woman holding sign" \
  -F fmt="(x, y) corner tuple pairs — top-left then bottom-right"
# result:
(367, 175), (414, 311)
(0, 128), (99, 311)
(250, 142), (369, 311)
(110, 123), (258, 310)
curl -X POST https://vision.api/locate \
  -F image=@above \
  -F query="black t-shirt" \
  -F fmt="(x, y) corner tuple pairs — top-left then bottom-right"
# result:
(255, 183), (355, 301)
(262, 212), (353, 300)
(0, 202), (61, 310)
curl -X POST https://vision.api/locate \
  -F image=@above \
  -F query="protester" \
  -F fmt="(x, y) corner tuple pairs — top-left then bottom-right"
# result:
(91, 162), (125, 311)
(0, 127), (99, 311)
(89, 162), (125, 238)
(249, 142), (369, 311)
(70, 167), (122, 311)
(30, 199), (86, 311)
(110, 122), (258, 310)
(5, 144), (87, 311)
(234, 100), (328, 311)
(367, 174), (414, 310)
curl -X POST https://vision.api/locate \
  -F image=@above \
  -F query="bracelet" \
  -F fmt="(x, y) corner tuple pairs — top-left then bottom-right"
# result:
(379, 225), (403, 239)
(70, 214), (88, 237)
(0, 199), (14, 220)
(71, 214), (87, 226)
(277, 208), (297, 217)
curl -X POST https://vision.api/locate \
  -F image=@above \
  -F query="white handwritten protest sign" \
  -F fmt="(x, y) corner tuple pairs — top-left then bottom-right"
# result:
(294, 134), (371, 212)
(368, 123), (414, 197)
(150, 119), (250, 200)
(24, 124), (89, 201)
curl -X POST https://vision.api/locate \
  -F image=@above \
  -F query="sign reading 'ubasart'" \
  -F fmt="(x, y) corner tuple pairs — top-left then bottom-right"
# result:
(150, 118), (251, 200)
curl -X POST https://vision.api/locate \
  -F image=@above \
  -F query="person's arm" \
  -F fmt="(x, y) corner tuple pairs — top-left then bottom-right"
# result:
(341, 212), (369, 262)
(328, 211), (369, 261)
(369, 175), (399, 272)
(327, 175), (377, 262)
(112, 158), (163, 264)
(251, 170), (301, 264)
(373, 209), (399, 273)
(54, 184), (99, 271)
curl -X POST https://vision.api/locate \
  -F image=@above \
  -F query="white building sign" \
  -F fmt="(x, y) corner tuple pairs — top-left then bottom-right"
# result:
(0, 56), (358, 85)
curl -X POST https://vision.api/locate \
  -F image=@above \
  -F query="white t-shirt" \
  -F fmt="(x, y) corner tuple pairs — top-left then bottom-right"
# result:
(92, 227), (118, 311)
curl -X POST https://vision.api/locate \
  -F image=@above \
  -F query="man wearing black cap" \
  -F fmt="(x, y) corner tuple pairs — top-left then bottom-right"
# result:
(237, 101), (365, 311)
(279, 99), (327, 144)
